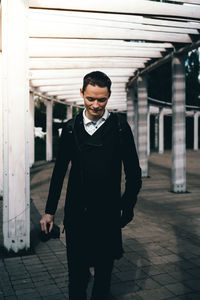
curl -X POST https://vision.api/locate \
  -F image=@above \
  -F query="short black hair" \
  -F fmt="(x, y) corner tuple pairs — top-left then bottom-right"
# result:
(82, 71), (112, 95)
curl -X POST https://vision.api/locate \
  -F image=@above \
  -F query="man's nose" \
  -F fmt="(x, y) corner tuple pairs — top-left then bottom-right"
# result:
(92, 100), (99, 108)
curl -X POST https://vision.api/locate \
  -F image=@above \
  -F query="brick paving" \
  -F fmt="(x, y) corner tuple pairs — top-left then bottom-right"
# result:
(0, 150), (200, 299)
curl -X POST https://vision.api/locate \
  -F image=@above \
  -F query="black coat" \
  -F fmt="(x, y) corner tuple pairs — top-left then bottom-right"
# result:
(45, 112), (141, 263)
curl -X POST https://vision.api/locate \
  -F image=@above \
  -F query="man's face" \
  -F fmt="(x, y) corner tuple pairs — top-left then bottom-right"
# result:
(80, 84), (110, 121)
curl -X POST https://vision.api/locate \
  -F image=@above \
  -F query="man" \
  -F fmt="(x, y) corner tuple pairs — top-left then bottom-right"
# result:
(40, 71), (142, 300)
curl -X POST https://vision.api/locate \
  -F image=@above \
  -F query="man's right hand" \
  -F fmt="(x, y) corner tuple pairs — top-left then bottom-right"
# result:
(40, 214), (54, 234)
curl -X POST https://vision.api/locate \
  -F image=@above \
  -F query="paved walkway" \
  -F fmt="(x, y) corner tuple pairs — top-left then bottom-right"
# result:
(0, 150), (200, 300)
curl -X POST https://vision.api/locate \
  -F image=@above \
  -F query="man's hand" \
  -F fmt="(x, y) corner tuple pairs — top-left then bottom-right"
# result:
(120, 209), (134, 228)
(40, 214), (54, 234)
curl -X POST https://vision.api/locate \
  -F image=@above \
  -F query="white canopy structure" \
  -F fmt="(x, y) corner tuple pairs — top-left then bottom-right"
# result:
(0, 0), (200, 252)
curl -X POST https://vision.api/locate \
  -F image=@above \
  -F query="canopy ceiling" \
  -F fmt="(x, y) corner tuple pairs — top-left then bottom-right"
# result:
(2, 0), (200, 110)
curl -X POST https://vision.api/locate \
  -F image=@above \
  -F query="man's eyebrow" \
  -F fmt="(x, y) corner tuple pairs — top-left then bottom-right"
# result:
(86, 97), (108, 100)
(86, 96), (108, 101)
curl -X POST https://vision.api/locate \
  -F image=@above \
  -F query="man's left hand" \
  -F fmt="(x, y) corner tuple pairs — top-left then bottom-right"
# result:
(120, 209), (134, 228)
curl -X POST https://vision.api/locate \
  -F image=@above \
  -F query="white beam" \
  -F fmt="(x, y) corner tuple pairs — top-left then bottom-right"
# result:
(48, 90), (81, 96)
(2, 0), (30, 252)
(29, 58), (146, 70)
(29, 43), (163, 58)
(30, 69), (135, 80)
(30, 9), (200, 30)
(29, 11), (198, 35)
(29, 23), (192, 43)
(29, 57), (149, 69)
(29, 0), (200, 20)
(31, 76), (129, 87)
(37, 82), (126, 93)
(30, 36), (174, 49)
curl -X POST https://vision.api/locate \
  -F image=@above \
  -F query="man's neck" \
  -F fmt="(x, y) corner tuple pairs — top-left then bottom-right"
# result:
(85, 110), (105, 122)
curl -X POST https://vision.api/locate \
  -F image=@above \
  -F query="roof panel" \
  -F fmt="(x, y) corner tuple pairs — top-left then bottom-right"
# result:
(29, 22), (193, 42)
(29, 11), (198, 34)
(30, 9), (200, 30)
(24, 1), (200, 109)
(29, 0), (200, 20)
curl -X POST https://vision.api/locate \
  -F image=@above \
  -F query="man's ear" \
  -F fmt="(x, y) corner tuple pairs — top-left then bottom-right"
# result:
(80, 88), (84, 98)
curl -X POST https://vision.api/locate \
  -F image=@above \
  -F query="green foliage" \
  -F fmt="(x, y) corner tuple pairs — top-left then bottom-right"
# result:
(148, 49), (200, 107)
(148, 61), (172, 102)
(53, 102), (67, 120)
(73, 106), (84, 116)
(35, 136), (45, 161)
(185, 49), (200, 106)
(34, 97), (46, 131)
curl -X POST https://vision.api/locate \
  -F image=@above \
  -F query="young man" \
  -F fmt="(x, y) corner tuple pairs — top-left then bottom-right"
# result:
(40, 71), (142, 300)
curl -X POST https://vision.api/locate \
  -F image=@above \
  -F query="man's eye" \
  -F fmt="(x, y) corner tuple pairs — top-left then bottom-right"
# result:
(86, 97), (107, 102)
(98, 98), (107, 103)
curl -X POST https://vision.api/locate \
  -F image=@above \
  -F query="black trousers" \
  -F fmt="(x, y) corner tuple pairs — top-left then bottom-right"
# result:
(67, 247), (114, 300)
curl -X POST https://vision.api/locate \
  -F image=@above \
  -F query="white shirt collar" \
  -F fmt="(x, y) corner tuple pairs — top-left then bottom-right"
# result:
(83, 109), (110, 125)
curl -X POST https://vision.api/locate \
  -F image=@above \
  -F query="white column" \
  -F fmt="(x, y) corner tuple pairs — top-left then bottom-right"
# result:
(134, 99), (138, 150)
(2, 0), (30, 252)
(67, 104), (73, 120)
(194, 112), (199, 151)
(127, 87), (135, 135)
(137, 75), (148, 177)
(147, 107), (150, 156)
(0, 54), (3, 198)
(46, 100), (53, 161)
(171, 54), (186, 193)
(154, 114), (159, 151)
(159, 108), (164, 154)
(29, 92), (35, 167)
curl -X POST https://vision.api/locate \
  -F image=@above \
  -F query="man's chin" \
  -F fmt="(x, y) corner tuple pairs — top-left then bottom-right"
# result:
(90, 110), (101, 115)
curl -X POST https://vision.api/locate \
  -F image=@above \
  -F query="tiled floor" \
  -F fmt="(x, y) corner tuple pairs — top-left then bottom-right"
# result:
(0, 150), (200, 300)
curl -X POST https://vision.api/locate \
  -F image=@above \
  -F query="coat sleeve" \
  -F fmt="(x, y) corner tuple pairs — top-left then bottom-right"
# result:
(45, 122), (72, 215)
(121, 121), (142, 211)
